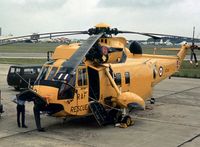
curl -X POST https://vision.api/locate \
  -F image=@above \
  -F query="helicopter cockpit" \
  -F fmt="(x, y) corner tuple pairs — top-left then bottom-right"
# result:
(34, 60), (65, 89)
(34, 60), (87, 100)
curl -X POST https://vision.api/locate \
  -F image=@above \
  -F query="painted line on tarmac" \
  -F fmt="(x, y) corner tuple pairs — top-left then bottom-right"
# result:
(135, 116), (200, 128)
(0, 129), (37, 140)
(177, 133), (200, 147)
(157, 85), (200, 99)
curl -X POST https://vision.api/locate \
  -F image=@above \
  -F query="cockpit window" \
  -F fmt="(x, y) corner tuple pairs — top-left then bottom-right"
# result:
(59, 75), (76, 99)
(78, 68), (87, 86)
(36, 66), (49, 81)
(47, 67), (58, 80)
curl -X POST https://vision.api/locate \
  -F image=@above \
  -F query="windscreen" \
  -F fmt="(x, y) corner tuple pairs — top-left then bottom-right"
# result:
(36, 66), (50, 81)
(47, 67), (58, 80)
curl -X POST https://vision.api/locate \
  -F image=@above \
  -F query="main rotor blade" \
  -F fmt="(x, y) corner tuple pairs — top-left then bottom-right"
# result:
(118, 30), (200, 41)
(119, 31), (161, 40)
(0, 31), (88, 45)
(66, 33), (104, 74)
(0, 31), (87, 41)
(39, 32), (87, 39)
(54, 33), (104, 81)
(0, 32), (85, 46)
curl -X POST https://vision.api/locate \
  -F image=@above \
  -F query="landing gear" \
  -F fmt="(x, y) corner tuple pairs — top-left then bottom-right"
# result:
(114, 108), (134, 128)
(89, 102), (134, 128)
(150, 97), (155, 104)
(107, 109), (122, 124)
(121, 115), (134, 126)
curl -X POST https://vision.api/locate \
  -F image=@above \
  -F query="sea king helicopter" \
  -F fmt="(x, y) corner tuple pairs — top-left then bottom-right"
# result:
(1, 23), (199, 130)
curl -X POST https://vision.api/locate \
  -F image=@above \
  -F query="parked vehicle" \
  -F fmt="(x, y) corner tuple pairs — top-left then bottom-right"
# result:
(7, 65), (42, 90)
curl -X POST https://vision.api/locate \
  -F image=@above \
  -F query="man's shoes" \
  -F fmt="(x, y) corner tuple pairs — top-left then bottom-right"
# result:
(38, 128), (45, 132)
(22, 125), (28, 128)
(18, 124), (21, 128)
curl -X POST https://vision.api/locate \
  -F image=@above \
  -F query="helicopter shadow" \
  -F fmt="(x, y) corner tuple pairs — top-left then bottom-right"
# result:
(45, 115), (108, 131)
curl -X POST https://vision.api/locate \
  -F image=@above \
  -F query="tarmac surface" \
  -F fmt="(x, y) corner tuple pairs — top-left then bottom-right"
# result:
(0, 64), (200, 147)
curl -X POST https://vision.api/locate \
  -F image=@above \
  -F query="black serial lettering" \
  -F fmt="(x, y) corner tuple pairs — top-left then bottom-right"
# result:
(70, 104), (88, 113)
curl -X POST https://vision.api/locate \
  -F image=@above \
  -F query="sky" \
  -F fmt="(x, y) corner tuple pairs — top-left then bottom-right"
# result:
(0, 0), (200, 39)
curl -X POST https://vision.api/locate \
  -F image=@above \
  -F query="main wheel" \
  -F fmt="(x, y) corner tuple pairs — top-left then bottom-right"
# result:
(121, 115), (133, 126)
(107, 109), (122, 124)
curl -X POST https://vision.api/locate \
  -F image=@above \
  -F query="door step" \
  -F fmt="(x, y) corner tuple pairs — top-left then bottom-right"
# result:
(89, 101), (109, 126)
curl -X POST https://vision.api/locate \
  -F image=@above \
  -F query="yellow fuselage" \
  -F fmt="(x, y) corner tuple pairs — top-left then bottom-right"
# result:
(32, 37), (189, 117)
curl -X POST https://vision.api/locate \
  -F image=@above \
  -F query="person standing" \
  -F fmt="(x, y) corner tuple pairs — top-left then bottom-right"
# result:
(12, 94), (27, 128)
(33, 98), (45, 132)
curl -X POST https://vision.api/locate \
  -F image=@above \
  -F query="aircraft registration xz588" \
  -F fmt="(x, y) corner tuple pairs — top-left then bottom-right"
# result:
(1, 23), (199, 131)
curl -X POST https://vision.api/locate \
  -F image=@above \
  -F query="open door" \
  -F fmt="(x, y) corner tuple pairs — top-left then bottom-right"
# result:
(88, 67), (100, 101)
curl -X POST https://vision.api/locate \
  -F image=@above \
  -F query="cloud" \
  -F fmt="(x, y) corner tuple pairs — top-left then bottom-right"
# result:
(0, 0), (200, 39)
(98, 0), (182, 8)
(8, 0), (68, 11)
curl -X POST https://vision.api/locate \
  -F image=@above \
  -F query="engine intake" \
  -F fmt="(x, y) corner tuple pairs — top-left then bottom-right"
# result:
(129, 41), (143, 54)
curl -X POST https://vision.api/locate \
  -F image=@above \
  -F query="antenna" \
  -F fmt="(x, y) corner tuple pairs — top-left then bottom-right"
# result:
(192, 26), (195, 46)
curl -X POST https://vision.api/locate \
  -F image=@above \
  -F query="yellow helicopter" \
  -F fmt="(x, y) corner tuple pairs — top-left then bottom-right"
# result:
(1, 23), (199, 131)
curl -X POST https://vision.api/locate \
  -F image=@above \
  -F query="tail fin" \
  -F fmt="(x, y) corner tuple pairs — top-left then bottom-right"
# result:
(177, 43), (190, 63)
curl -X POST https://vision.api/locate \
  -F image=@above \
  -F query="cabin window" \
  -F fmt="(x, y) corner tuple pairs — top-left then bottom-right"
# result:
(78, 68), (87, 86)
(125, 72), (130, 84)
(105, 39), (107, 44)
(115, 73), (121, 85)
(47, 67), (58, 80)
(10, 68), (15, 73)
(24, 68), (35, 74)
(16, 68), (21, 74)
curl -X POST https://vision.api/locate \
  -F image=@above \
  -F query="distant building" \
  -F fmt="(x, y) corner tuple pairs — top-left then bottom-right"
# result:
(147, 37), (200, 45)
